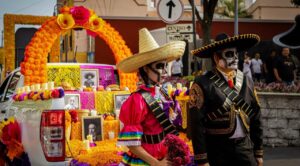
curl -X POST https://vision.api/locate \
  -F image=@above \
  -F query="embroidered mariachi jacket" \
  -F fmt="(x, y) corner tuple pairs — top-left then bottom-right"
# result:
(189, 69), (263, 164)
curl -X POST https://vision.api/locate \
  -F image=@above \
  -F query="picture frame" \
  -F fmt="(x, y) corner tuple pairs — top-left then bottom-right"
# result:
(82, 116), (103, 141)
(64, 94), (81, 110)
(80, 69), (99, 88)
(113, 93), (130, 116)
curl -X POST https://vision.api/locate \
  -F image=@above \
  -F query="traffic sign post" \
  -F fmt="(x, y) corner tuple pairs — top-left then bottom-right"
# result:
(166, 24), (194, 42)
(166, 24), (193, 34)
(157, 0), (184, 24)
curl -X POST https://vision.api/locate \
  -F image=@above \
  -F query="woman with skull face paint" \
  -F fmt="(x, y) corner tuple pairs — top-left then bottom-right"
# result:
(189, 33), (263, 166)
(116, 28), (186, 166)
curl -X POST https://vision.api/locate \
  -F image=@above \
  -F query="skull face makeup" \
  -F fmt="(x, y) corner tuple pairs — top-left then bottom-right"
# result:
(141, 61), (168, 86)
(221, 48), (239, 70)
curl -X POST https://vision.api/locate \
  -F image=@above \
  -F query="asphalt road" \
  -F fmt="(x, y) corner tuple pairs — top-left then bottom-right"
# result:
(264, 147), (300, 166)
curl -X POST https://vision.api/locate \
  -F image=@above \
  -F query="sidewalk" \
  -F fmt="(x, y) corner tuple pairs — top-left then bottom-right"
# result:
(264, 147), (300, 166)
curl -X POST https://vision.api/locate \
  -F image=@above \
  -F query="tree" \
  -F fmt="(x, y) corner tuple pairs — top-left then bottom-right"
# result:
(188, 0), (219, 71)
(220, 0), (251, 18)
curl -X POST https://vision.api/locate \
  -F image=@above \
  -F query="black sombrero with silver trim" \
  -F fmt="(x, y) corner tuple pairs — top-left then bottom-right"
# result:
(273, 14), (300, 49)
(191, 33), (260, 58)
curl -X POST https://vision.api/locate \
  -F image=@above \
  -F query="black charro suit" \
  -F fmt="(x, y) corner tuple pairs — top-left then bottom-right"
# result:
(189, 69), (263, 166)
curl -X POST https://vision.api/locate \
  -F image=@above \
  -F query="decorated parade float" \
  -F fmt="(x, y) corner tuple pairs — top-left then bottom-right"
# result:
(0, 6), (194, 166)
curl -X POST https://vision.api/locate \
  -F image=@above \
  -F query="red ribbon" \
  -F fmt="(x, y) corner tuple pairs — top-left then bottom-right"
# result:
(228, 79), (234, 89)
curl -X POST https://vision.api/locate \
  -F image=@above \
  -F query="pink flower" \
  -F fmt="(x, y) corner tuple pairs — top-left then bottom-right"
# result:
(163, 134), (191, 166)
(70, 6), (90, 25)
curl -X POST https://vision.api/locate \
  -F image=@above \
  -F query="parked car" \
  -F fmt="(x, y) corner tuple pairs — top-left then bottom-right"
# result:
(0, 63), (117, 166)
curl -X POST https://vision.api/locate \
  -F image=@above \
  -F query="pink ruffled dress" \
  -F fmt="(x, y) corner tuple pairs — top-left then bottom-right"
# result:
(117, 86), (168, 166)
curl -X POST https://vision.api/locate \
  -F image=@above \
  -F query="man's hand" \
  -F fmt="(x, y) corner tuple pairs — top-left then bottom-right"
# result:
(256, 157), (263, 166)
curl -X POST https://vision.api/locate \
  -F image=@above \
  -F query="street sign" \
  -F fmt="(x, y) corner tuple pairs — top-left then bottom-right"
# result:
(157, 0), (184, 24)
(166, 24), (193, 34)
(167, 33), (193, 42)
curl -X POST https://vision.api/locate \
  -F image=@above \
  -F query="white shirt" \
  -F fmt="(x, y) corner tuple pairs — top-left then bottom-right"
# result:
(243, 59), (252, 80)
(251, 58), (263, 74)
(171, 60), (183, 74)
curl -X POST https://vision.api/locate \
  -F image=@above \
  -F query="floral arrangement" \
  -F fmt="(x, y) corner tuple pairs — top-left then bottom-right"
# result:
(12, 88), (64, 101)
(163, 134), (191, 166)
(67, 139), (122, 166)
(0, 117), (30, 164)
(13, 5), (137, 91)
(254, 81), (300, 93)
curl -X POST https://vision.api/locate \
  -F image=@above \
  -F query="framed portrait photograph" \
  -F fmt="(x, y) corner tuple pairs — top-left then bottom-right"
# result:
(82, 116), (103, 141)
(80, 69), (99, 88)
(64, 94), (81, 110)
(114, 94), (130, 116)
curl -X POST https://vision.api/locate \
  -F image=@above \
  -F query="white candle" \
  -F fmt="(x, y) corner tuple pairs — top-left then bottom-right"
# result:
(30, 85), (35, 92)
(87, 134), (93, 143)
(34, 84), (41, 91)
(24, 86), (31, 93)
(108, 131), (115, 140)
(48, 82), (54, 90)
(90, 110), (97, 116)
(16, 88), (22, 94)
(83, 140), (90, 150)
(41, 83), (48, 90)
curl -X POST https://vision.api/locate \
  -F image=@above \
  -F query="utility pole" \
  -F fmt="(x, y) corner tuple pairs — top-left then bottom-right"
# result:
(191, 0), (198, 74)
(234, 0), (239, 35)
(1, 30), (3, 47)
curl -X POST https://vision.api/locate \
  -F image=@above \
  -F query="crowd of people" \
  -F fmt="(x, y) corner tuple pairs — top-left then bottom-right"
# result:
(241, 47), (299, 85)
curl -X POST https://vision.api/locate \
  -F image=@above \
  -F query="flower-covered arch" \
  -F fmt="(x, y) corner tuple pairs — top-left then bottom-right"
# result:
(20, 6), (138, 91)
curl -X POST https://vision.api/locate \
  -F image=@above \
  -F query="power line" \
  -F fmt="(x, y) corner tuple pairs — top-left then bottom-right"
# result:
(12, 0), (46, 14)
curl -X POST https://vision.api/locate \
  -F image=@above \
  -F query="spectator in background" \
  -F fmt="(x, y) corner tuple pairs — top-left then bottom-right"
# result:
(191, 57), (201, 74)
(171, 58), (183, 77)
(251, 53), (263, 82)
(263, 50), (277, 84)
(243, 52), (252, 80)
(274, 47), (296, 85)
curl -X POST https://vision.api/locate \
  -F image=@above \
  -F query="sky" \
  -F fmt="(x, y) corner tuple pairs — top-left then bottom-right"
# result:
(0, 0), (56, 47)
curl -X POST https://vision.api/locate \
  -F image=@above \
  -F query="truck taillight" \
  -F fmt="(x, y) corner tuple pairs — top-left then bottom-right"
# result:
(40, 110), (65, 162)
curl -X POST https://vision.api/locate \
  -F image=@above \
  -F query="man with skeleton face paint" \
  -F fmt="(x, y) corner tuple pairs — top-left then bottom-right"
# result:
(189, 33), (263, 166)
(116, 28), (186, 166)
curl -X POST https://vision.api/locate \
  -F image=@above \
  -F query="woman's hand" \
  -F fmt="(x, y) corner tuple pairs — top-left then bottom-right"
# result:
(151, 157), (172, 166)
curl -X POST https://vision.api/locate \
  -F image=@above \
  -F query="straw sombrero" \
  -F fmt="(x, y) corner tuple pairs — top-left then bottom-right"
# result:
(117, 28), (186, 73)
(191, 33), (260, 58)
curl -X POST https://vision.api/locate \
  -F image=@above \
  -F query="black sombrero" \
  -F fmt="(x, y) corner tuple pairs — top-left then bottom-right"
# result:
(191, 33), (260, 58)
(273, 15), (300, 49)
(84, 72), (95, 79)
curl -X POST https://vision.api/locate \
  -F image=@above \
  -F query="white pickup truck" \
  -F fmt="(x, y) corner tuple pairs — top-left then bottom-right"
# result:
(0, 63), (117, 166)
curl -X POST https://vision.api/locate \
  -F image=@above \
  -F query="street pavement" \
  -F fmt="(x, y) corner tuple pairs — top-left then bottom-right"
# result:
(264, 147), (300, 166)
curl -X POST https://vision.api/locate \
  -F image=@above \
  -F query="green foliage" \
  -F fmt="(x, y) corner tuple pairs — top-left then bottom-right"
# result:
(220, 0), (252, 18)
(291, 0), (300, 6)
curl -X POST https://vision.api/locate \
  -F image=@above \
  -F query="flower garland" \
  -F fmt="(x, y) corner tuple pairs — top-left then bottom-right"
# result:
(16, 6), (138, 91)
(12, 88), (64, 101)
